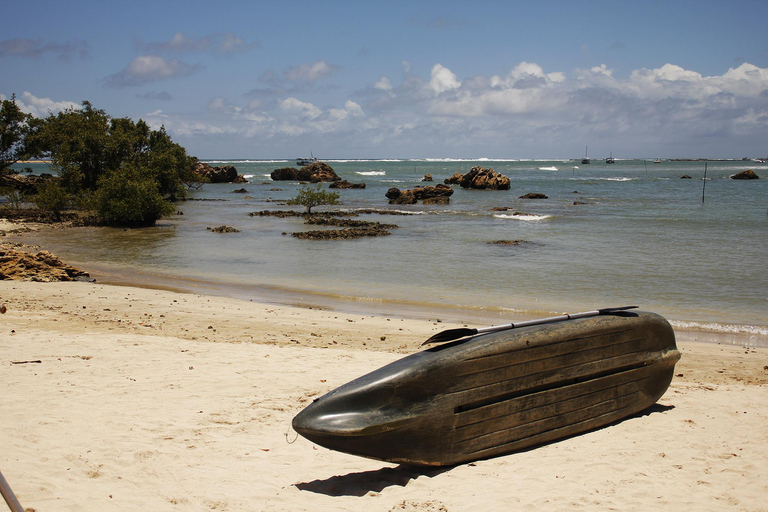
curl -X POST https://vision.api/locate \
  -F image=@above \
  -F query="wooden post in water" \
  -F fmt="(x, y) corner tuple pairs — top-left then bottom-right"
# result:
(701, 162), (708, 203)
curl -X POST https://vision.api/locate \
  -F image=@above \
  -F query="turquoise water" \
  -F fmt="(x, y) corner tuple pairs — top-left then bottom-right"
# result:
(9, 159), (768, 336)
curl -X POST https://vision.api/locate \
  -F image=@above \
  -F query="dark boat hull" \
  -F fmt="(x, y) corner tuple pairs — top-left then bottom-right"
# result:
(292, 311), (680, 466)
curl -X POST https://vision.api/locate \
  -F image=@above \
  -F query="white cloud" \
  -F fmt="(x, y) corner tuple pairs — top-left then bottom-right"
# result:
(285, 60), (337, 83)
(374, 76), (393, 92)
(105, 55), (201, 87)
(14, 92), (80, 117)
(279, 97), (323, 119)
(429, 64), (461, 94)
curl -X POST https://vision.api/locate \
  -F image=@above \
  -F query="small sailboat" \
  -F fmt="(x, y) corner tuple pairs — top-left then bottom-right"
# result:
(606, 152), (615, 164)
(581, 146), (590, 164)
(296, 151), (319, 166)
(653, 158), (662, 164)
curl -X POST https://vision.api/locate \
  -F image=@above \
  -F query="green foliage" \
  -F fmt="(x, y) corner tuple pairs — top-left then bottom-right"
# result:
(1, 94), (33, 174)
(286, 184), (341, 213)
(0, 188), (26, 209)
(33, 181), (71, 220)
(20, 100), (196, 226)
(92, 164), (175, 227)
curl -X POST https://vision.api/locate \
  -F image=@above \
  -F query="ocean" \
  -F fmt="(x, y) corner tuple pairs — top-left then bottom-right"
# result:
(9, 158), (768, 342)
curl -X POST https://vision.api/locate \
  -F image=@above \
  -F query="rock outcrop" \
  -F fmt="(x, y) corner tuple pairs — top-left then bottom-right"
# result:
(194, 161), (247, 183)
(730, 170), (759, 180)
(385, 184), (454, 204)
(329, 180), (366, 189)
(444, 166), (511, 190)
(270, 162), (341, 182)
(519, 193), (548, 199)
(0, 248), (92, 282)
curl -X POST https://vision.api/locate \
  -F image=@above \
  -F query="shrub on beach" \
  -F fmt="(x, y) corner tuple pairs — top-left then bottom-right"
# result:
(33, 181), (71, 221)
(22, 100), (196, 227)
(91, 165), (175, 227)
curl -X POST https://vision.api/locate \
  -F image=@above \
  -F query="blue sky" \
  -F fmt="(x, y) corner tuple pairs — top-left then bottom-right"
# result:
(2, 0), (767, 159)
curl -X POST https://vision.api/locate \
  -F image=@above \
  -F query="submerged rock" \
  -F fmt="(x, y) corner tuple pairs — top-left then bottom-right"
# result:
(329, 180), (366, 189)
(207, 225), (241, 233)
(519, 193), (548, 199)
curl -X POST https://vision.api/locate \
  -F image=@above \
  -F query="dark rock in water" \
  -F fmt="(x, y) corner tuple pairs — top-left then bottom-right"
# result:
(207, 225), (241, 233)
(305, 218), (398, 229)
(680, 175), (693, 179)
(451, 166), (511, 190)
(386, 188), (417, 204)
(519, 193), (548, 199)
(329, 180), (366, 189)
(271, 162), (341, 182)
(423, 196), (450, 204)
(490, 207), (513, 211)
(422, 174), (433, 182)
(292, 227), (392, 240)
(194, 161), (247, 183)
(301, 161), (341, 182)
(489, 240), (527, 245)
(0, 248), (92, 282)
(386, 184), (453, 204)
(730, 170), (759, 180)
(232, 188), (249, 193)
(271, 167), (301, 180)
(444, 172), (464, 185)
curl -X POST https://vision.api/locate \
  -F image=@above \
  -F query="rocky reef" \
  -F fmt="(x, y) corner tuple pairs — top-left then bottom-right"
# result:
(193, 161), (248, 183)
(444, 166), (511, 190)
(385, 184), (454, 204)
(0, 247), (92, 282)
(271, 162), (340, 182)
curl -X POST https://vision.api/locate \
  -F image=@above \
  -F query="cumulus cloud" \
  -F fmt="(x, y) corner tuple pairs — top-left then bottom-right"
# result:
(429, 64), (461, 94)
(285, 60), (337, 83)
(279, 97), (323, 119)
(0, 38), (89, 61)
(105, 55), (202, 87)
(10, 92), (81, 118)
(120, 59), (768, 158)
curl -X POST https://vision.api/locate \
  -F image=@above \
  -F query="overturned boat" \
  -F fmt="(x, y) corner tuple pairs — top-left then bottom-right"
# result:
(292, 309), (680, 467)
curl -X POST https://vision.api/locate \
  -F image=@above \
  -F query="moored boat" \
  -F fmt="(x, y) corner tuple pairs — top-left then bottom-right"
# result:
(296, 151), (318, 166)
(292, 310), (680, 466)
(581, 145), (590, 164)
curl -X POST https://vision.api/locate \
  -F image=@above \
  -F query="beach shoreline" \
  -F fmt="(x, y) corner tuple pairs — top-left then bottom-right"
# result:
(1, 279), (767, 511)
(2, 219), (766, 349)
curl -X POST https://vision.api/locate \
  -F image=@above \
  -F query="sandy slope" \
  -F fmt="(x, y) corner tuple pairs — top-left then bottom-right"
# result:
(1, 281), (767, 512)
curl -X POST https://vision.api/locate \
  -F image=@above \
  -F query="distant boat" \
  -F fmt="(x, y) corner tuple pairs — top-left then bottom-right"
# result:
(296, 151), (318, 166)
(581, 146), (590, 164)
(605, 152), (615, 164)
(653, 158), (662, 164)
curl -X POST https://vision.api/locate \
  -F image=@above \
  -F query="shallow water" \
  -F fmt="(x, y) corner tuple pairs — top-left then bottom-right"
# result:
(10, 158), (768, 339)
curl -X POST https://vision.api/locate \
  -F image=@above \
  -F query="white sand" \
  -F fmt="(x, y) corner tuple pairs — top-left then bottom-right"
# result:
(1, 281), (767, 512)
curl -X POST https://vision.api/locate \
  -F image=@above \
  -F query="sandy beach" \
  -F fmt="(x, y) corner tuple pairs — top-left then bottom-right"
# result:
(1, 279), (767, 512)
